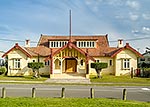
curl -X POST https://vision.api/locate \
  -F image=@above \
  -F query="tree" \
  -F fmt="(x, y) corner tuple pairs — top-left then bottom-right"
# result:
(91, 62), (108, 78)
(28, 62), (44, 78)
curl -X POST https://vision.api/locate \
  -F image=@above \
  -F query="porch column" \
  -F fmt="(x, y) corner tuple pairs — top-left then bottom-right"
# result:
(60, 59), (63, 74)
(50, 49), (53, 78)
(85, 49), (89, 78)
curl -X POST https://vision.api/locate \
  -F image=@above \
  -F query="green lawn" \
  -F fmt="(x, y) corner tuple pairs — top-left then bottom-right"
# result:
(0, 75), (48, 81)
(0, 98), (149, 107)
(0, 74), (150, 86)
(90, 75), (150, 86)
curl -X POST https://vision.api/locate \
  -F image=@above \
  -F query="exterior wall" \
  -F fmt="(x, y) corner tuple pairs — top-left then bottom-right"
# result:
(7, 49), (49, 76)
(89, 57), (115, 75)
(52, 48), (86, 74)
(115, 49), (138, 76)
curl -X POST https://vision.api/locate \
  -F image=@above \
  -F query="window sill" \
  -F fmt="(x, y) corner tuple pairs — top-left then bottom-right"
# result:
(10, 68), (21, 70)
(122, 68), (130, 70)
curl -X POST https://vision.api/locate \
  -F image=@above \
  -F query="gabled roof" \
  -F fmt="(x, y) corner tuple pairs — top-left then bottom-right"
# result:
(50, 42), (95, 61)
(2, 43), (51, 58)
(106, 43), (143, 58)
(38, 34), (109, 48)
(2, 43), (32, 58)
(25, 46), (51, 57)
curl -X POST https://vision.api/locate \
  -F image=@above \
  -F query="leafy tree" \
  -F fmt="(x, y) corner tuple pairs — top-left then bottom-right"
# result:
(91, 62), (108, 78)
(0, 66), (7, 75)
(28, 62), (44, 78)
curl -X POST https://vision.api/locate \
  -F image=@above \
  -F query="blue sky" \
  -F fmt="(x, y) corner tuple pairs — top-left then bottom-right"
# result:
(0, 0), (150, 53)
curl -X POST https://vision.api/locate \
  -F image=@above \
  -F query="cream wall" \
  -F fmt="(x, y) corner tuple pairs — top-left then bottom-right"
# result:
(115, 49), (138, 76)
(7, 49), (49, 76)
(89, 57), (115, 75)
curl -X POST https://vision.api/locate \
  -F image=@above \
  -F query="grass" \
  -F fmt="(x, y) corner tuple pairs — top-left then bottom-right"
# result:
(0, 98), (149, 107)
(0, 74), (150, 86)
(0, 75), (48, 81)
(90, 74), (150, 86)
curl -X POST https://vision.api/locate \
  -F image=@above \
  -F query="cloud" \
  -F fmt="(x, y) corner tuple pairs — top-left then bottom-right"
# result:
(142, 27), (150, 32)
(132, 27), (150, 36)
(142, 13), (150, 20)
(129, 12), (139, 21)
(126, 0), (140, 10)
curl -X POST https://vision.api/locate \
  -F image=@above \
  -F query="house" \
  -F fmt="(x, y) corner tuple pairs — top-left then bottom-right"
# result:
(138, 50), (150, 64)
(0, 51), (5, 66)
(2, 34), (143, 78)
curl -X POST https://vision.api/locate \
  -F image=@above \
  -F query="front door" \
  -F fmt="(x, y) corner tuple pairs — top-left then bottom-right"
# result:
(65, 58), (77, 73)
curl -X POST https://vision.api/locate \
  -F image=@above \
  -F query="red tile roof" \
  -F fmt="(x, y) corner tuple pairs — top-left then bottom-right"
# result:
(3, 35), (143, 59)
(25, 46), (51, 57)
(2, 43), (32, 58)
(38, 34), (109, 48)
(106, 43), (143, 58)
(2, 44), (51, 58)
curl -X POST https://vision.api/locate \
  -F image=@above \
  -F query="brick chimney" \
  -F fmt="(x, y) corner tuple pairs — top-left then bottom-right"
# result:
(25, 39), (30, 47)
(117, 39), (123, 48)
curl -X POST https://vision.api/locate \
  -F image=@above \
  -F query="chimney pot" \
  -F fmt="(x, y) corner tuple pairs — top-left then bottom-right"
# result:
(117, 39), (123, 48)
(25, 39), (30, 47)
(126, 43), (129, 46)
(15, 43), (18, 46)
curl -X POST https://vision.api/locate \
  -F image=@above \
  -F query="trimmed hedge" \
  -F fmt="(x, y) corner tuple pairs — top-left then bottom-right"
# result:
(91, 62), (108, 70)
(28, 62), (44, 70)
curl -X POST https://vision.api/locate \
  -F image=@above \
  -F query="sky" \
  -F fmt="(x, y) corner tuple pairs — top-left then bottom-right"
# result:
(0, 0), (150, 53)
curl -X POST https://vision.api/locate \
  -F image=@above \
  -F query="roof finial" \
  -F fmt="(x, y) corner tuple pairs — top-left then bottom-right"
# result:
(69, 10), (72, 42)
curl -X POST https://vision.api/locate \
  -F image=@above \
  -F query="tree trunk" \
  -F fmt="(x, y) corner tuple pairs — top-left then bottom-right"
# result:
(96, 69), (102, 78)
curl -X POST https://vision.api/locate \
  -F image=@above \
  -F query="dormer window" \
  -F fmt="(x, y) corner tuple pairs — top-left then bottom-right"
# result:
(77, 41), (95, 48)
(49, 41), (68, 48)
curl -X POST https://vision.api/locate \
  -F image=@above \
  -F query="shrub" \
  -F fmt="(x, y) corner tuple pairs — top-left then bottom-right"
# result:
(28, 62), (44, 78)
(28, 62), (44, 70)
(0, 66), (7, 75)
(91, 62), (108, 78)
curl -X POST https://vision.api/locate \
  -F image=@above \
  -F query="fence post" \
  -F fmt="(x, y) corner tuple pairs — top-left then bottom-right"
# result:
(90, 88), (94, 98)
(61, 87), (65, 98)
(122, 89), (127, 100)
(131, 67), (134, 78)
(32, 87), (36, 98)
(2, 87), (6, 98)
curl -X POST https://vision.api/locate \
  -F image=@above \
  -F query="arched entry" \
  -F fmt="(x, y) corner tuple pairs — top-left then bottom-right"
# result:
(65, 58), (77, 73)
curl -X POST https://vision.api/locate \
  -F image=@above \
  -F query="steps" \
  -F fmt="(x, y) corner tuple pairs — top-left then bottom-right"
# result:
(44, 73), (90, 84)
(45, 78), (91, 84)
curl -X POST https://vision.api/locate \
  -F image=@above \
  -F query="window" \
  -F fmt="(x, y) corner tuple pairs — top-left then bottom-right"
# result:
(80, 60), (84, 66)
(109, 60), (113, 66)
(147, 58), (150, 61)
(96, 60), (100, 63)
(123, 59), (130, 69)
(14, 59), (20, 69)
(140, 58), (145, 61)
(55, 59), (61, 69)
(49, 41), (68, 48)
(45, 60), (50, 66)
(77, 41), (95, 48)
(33, 60), (35, 62)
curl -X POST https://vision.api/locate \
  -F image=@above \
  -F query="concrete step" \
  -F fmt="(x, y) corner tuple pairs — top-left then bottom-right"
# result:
(51, 73), (86, 79)
(45, 78), (91, 84)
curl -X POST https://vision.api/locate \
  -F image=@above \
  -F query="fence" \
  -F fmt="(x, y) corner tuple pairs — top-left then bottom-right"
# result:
(1, 87), (127, 101)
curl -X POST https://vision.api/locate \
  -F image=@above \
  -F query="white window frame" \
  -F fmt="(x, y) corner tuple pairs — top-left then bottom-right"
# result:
(45, 60), (50, 66)
(77, 41), (95, 48)
(13, 59), (21, 69)
(49, 41), (68, 48)
(123, 59), (130, 69)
